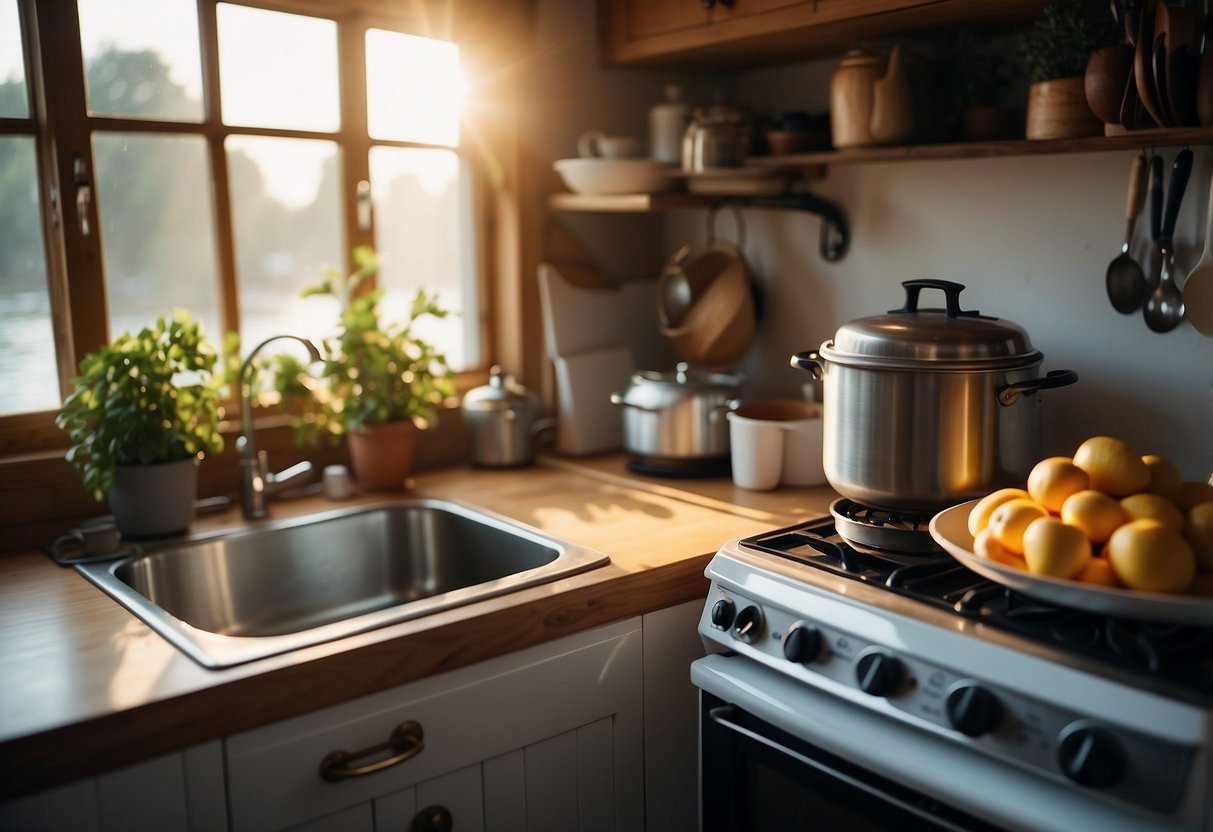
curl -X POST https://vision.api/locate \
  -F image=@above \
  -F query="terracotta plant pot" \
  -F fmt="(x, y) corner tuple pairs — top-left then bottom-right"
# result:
(108, 456), (199, 539)
(347, 420), (419, 491)
(1026, 76), (1104, 140)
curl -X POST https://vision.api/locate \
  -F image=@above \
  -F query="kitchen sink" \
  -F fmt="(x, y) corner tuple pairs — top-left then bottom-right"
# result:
(76, 499), (609, 668)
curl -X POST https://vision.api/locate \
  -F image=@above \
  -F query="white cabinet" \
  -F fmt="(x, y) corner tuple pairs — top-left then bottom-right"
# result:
(0, 742), (226, 832)
(224, 617), (645, 832)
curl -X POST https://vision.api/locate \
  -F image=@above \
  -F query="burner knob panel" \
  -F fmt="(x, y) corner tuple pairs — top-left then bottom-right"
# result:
(710, 599), (735, 630)
(732, 606), (764, 644)
(782, 622), (823, 665)
(855, 650), (903, 697)
(1057, 723), (1125, 788)
(945, 683), (1003, 737)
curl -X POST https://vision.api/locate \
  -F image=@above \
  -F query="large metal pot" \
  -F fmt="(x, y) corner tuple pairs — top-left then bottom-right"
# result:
(610, 363), (743, 476)
(791, 280), (1077, 512)
(461, 366), (554, 468)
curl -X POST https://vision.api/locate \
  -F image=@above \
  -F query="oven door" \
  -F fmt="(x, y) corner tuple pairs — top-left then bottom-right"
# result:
(701, 690), (1000, 832)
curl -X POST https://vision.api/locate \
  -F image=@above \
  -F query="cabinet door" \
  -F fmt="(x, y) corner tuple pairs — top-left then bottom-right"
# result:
(374, 764), (483, 832)
(617, 0), (711, 41)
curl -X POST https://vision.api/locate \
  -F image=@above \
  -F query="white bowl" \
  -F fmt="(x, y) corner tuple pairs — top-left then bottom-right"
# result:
(553, 158), (677, 196)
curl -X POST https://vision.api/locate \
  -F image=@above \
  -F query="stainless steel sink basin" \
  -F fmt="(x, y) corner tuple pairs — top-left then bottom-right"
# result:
(77, 499), (609, 668)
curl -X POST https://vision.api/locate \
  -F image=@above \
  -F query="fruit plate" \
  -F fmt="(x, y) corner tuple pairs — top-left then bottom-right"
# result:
(930, 501), (1213, 626)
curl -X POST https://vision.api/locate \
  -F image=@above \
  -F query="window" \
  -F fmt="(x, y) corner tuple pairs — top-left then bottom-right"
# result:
(0, 0), (484, 423)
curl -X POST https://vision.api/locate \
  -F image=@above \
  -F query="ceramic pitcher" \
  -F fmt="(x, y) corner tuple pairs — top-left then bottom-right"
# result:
(829, 45), (913, 149)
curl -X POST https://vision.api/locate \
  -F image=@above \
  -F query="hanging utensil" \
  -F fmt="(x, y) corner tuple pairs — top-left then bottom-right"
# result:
(1106, 154), (1149, 313)
(1144, 148), (1193, 332)
(1145, 153), (1165, 293)
(1182, 167), (1213, 335)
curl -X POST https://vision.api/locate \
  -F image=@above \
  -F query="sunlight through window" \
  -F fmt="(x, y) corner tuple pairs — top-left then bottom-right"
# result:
(366, 29), (463, 147)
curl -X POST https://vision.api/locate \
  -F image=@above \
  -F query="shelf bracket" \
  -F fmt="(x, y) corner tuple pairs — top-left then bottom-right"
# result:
(715, 193), (850, 262)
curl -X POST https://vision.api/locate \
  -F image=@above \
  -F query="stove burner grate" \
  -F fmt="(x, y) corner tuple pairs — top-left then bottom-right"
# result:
(830, 498), (943, 554)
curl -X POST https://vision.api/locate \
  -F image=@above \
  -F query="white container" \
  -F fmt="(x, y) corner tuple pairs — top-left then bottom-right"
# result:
(649, 84), (690, 164)
(727, 400), (825, 491)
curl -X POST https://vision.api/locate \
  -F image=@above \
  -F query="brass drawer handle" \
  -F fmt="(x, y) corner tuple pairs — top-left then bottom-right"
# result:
(319, 720), (425, 782)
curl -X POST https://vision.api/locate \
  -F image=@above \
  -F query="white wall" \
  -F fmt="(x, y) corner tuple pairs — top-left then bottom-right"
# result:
(525, 1), (1213, 479)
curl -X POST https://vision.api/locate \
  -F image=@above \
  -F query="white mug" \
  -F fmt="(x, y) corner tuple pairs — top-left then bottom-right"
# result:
(578, 130), (641, 160)
(727, 400), (825, 491)
(323, 464), (354, 500)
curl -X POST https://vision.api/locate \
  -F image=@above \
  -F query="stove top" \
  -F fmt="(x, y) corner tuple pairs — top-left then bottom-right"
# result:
(739, 517), (1213, 700)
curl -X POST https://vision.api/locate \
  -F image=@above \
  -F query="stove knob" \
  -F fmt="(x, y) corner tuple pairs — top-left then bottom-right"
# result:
(710, 599), (735, 630)
(945, 683), (1003, 737)
(1057, 723), (1125, 788)
(732, 606), (764, 644)
(855, 650), (903, 697)
(782, 622), (823, 665)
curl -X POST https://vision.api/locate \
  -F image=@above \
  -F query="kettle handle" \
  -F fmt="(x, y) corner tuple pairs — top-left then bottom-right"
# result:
(997, 369), (1079, 406)
(789, 350), (824, 380)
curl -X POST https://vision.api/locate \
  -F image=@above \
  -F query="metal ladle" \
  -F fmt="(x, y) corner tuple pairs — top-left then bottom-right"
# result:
(1106, 154), (1148, 313)
(1144, 148), (1193, 333)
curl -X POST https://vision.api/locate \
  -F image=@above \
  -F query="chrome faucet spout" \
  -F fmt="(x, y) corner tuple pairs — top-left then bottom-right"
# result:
(238, 334), (322, 519)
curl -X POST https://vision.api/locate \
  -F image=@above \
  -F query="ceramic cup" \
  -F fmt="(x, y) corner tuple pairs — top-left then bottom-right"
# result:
(577, 130), (641, 160)
(51, 516), (122, 561)
(323, 464), (354, 500)
(726, 399), (825, 491)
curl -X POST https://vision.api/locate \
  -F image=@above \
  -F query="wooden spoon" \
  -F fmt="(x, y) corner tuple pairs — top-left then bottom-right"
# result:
(1183, 168), (1213, 335)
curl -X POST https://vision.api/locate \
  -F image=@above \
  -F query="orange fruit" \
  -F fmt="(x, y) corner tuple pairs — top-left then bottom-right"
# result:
(967, 488), (1031, 537)
(1105, 519), (1196, 594)
(974, 528), (1028, 570)
(1074, 557), (1120, 588)
(1177, 481), (1213, 513)
(1119, 492), (1185, 532)
(1184, 502), (1213, 572)
(1072, 436), (1150, 497)
(1027, 457), (1089, 513)
(987, 498), (1049, 555)
(1060, 489), (1125, 545)
(1143, 455), (1183, 503)
(1021, 516), (1091, 579)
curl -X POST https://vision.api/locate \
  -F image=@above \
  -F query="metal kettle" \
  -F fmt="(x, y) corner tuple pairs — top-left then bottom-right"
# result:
(462, 366), (554, 468)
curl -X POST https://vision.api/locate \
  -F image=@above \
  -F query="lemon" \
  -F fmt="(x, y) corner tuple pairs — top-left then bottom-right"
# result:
(1027, 457), (1090, 513)
(1143, 455), (1184, 503)
(967, 487), (1031, 537)
(1060, 489), (1125, 545)
(1021, 516), (1091, 579)
(1119, 492), (1185, 532)
(1177, 481), (1213, 512)
(1106, 519), (1196, 594)
(974, 528), (1028, 570)
(1072, 436), (1150, 497)
(1074, 557), (1120, 588)
(987, 498), (1049, 555)
(1184, 502), (1213, 571)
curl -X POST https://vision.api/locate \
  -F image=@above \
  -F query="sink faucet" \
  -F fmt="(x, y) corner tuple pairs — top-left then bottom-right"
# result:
(237, 334), (323, 519)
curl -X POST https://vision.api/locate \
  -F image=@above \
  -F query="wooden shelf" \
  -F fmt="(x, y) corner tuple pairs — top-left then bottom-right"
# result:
(547, 192), (714, 213)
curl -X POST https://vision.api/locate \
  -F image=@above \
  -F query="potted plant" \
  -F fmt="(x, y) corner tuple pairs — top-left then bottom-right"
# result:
(1022, 1), (1117, 139)
(56, 311), (224, 538)
(268, 246), (454, 490)
(947, 29), (1018, 141)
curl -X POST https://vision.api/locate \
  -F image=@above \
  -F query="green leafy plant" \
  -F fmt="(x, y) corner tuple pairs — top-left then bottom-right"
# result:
(260, 245), (455, 443)
(57, 310), (224, 500)
(1022, 1), (1119, 84)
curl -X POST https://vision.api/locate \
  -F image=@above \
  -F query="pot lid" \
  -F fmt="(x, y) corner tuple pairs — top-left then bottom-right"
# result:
(824, 280), (1041, 369)
(631, 362), (744, 391)
(462, 366), (537, 411)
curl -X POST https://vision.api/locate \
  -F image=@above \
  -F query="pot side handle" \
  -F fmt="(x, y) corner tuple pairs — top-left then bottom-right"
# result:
(790, 350), (824, 380)
(997, 369), (1078, 406)
(609, 392), (660, 413)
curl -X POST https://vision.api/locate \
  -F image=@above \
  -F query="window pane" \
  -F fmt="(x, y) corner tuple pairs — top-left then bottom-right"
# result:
(370, 146), (477, 370)
(217, 4), (339, 132)
(227, 136), (344, 353)
(92, 133), (222, 344)
(0, 0), (28, 118)
(0, 137), (56, 414)
(77, 0), (204, 121)
(366, 29), (461, 146)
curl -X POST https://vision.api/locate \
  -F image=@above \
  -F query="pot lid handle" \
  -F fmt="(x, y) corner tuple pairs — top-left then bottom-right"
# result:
(890, 279), (982, 319)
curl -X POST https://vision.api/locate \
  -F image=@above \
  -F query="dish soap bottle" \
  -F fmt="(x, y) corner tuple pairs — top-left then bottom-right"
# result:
(649, 84), (690, 164)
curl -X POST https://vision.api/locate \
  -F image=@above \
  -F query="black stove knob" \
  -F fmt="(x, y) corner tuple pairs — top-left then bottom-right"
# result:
(945, 683), (1003, 737)
(1057, 723), (1125, 788)
(782, 622), (823, 665)
(732, 606), (764, 644)
(855, 650), (903, 697)
(710, 599), (735, 630)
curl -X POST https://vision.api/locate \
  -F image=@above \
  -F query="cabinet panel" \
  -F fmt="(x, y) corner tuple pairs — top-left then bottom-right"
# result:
(0, 780), (100, 832)
(287, 804), (373, 832)
(575, 718), (615, 832)
(482, 751), (526, 832)
(416, 765), (484, 832)
(225, 618), (643, 832)
(619, 0), (710, 40)
(523, 731), (579, 830)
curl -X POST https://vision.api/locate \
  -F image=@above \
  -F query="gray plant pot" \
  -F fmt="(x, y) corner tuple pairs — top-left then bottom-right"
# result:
(109, 457), (199, 539)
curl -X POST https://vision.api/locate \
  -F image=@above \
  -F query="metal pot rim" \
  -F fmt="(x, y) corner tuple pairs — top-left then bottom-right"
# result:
(817, 340), (1043, 372)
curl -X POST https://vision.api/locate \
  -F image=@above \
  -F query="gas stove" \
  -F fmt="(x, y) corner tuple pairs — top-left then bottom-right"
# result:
(693, 515), (1213, 832)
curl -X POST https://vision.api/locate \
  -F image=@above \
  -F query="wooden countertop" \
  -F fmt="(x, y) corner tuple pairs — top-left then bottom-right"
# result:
(0, 455), (838, 799)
